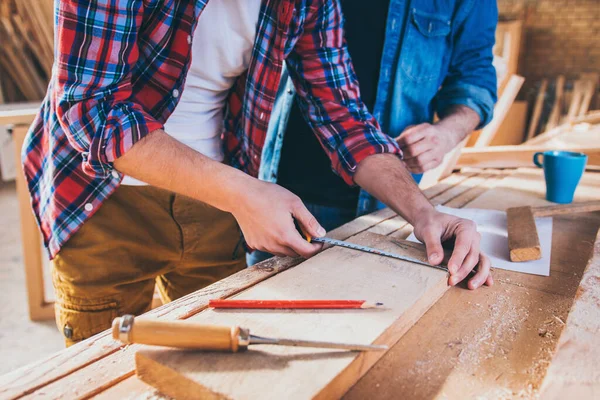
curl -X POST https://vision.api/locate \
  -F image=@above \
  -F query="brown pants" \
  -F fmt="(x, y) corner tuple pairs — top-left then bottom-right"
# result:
(52, 185), (246, 346)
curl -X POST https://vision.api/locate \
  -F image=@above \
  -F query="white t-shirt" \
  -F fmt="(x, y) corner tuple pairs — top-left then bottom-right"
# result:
(122, 0), (262, 185)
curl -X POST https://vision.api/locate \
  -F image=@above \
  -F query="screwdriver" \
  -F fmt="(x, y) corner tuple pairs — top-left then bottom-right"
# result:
(112, 315), (387, 352)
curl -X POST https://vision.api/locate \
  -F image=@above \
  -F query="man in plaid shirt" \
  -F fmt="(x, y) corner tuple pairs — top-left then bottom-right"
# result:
(23, 0), (492, 345)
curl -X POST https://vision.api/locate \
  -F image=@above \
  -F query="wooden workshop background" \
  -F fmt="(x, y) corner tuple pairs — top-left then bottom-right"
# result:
(0, 0), (599, 320)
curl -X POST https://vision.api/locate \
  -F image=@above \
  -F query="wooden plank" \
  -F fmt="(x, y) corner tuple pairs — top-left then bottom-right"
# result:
(545, 75), (565, 131)
(0, 172), (485, 399)
(134, 233), (450, 400)
(346, 168), (600, 399)
(566, 80), (585, 122)
(540, 228), (600, 399)
(579, 80), (597, 117)
(87, 171), (509, 400)
(0, 101), (39, 126)
(507, 206), (541, 262)
(457, 145), (600, 169)
(526, 79), (548, 141)
(474, 75), (525, 147)
(494, 20), (523, 95)
(12, 125), (54, 321)
(488, 101), (528, 146)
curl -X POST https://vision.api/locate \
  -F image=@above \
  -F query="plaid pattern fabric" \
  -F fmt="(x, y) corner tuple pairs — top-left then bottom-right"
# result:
(23, 0), (401, 258)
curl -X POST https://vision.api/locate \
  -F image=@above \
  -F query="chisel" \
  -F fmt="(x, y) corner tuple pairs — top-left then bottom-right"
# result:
(112, 315), (387, 352)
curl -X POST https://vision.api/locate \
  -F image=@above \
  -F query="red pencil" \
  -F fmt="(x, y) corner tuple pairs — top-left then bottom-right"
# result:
(208, 299), (383, 309)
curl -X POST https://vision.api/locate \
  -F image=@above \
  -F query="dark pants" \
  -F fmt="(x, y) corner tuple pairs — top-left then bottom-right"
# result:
(246, 202), (357, 266)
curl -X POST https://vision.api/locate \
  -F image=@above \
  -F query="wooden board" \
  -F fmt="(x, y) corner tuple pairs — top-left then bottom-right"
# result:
(507, 206), (541, 262)
(457, 144), (600, 170)
(473, 75), (525, 148)
(566, 80), (585, 122)
(526, 79), (548, 141)
(540, 228), (600, 399)
(494, 20), (523, 95)
(545, 75), (565, 131)
(489, 101), (528, 146)
(12, 125), (53, 321)
(135, 232), (450, 400)
(345, 168), (600, 399)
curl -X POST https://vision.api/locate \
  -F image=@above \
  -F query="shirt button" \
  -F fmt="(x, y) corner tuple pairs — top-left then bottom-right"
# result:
(253, 154), (258, 160)
(187, 35), (192, 44)
(84, 203), (93, 212)
(260, 112), (265, 120)
(173, 89), (180, 98)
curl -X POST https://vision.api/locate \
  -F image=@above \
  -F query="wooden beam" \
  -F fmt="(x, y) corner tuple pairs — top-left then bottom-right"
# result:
(457, 145), (600, 169)
(578, 75), (598, 117)
(566, 80), (585, 122)
(0, 101), (39, 126)
(545, 75), (565, 131)
(12, 125), (54, 321)
(135, 233), (450, 400)
(473, 75), (525, 147)
(526, 79), (548, 141)
(540, 228), (600, 399)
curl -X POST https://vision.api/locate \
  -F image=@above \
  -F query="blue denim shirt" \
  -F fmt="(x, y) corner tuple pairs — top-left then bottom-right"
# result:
(259, 0), (498, 216)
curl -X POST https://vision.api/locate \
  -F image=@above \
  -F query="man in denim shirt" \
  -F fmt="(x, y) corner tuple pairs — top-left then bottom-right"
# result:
(249, 0), (498, 265)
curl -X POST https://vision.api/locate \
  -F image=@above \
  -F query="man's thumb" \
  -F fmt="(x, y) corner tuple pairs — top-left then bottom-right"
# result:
(422, 231), (444, 266)
(292, 202), (326, 239)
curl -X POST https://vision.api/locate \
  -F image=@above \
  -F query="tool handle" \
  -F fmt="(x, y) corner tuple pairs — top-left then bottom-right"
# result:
(532, 200), (600, 217)
(112, 316), (242, 352)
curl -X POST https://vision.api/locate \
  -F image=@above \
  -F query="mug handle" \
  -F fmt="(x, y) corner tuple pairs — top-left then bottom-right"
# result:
(533, 152), (544, 168)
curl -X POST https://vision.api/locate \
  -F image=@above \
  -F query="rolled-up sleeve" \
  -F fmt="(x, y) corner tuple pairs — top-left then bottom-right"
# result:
(55, 0), (163, 178)
(435, 0), (498, 128)
(285, 0), (402, 185)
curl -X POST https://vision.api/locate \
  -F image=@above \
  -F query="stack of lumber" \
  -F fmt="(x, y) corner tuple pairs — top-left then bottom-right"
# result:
(0, 0), (53, 103)
(526, 73), (598, 142)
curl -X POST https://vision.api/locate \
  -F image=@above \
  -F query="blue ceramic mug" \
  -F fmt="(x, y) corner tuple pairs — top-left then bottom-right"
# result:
(533, 150), (587, 204)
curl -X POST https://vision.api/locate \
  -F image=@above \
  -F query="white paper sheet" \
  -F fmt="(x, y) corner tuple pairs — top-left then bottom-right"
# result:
(407, 205), (553, 276)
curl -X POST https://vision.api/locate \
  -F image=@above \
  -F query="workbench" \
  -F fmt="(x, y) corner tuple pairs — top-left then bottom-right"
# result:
(1, 167), (599, 399)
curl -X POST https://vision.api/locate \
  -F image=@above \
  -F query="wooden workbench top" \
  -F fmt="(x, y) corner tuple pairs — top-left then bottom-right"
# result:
(1, 168), (599, 399)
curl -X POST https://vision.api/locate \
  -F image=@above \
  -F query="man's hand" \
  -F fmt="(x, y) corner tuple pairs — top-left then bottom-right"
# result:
(413, 209), (493, 290)
(396, 123), (455, 173)
(114, 129), (325, 259)
(396, 105), (481, 174)
(230, 180), (325, 259)
(354, 153), (492, 290)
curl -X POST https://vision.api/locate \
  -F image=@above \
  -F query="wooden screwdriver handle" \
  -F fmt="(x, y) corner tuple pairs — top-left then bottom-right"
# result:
(532, 200), (600, 217)
(112, 316), (243, 352)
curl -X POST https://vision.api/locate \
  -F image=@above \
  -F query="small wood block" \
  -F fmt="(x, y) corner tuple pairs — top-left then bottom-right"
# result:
(507, 206), (542, 262)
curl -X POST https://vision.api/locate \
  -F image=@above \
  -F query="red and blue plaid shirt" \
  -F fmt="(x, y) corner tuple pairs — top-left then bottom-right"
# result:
(23, 0), (401, 258)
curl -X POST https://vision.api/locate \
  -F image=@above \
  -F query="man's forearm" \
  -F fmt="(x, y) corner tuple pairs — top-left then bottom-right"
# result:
(436, 104), (480, 148)
(354, 153), (435, 226)
(113, 129), (251, 214)
(113, 129), (325, 258)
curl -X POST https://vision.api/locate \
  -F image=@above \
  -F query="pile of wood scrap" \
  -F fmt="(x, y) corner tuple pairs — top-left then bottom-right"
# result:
(457, 111), (600, 171)
(0, 0), (53, 103)
(526, 73), (599, 141)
